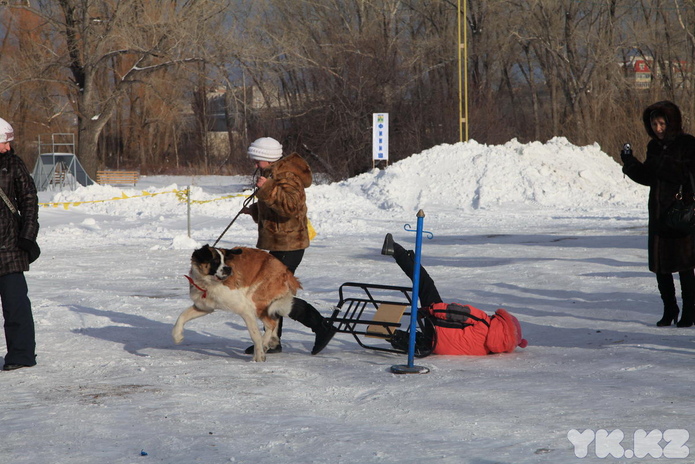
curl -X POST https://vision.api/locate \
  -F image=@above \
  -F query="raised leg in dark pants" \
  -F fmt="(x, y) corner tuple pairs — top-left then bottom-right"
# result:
(391, 241), (443, 308)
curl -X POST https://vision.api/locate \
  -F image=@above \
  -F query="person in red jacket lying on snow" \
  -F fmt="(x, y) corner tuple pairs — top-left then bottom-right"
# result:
(381, 233), (528, 356)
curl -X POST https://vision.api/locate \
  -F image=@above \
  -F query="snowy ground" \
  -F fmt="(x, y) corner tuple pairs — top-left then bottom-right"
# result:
(3, 137), (693, 464)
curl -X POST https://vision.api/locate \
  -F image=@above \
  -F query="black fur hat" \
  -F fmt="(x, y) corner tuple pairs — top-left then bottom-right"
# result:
(642, 100), (683, 141)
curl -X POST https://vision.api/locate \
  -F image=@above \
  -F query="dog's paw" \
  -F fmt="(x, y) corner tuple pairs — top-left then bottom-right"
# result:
(253, 351), (266, 362)
(172, 329), (184, 345)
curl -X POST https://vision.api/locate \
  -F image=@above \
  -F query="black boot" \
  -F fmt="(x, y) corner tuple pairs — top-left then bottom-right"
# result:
(311, 320), (338, 355)
(656, 273), (679, 327)
(657, 304), (679, 327)
(289, 298), (337, 355)
(677, 311), (693, 328)
(244, 344), (282, 355)
(677, 270), (695, 327)
(381, 233), (394, 256)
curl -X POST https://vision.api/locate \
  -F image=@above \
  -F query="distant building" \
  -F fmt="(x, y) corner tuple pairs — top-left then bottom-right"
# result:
(623, 55), (690, 90)
(629, 57), (653, 89)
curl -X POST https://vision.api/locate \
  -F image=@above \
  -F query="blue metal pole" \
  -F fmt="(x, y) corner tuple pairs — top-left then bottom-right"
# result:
(390, 209), (430, 375)
(407, 210), (425, 367)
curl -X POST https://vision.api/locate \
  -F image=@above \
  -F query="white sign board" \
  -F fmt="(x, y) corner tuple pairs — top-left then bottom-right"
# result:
(372, 113), (389, 161)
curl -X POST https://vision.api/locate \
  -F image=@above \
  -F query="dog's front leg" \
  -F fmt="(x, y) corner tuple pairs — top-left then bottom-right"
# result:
(260, 316), (280, 350)
(172, 306), (211, 344)
(240, 312), (266, 362)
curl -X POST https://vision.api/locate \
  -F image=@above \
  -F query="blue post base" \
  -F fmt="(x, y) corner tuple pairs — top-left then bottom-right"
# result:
(390, 364), (430, 375)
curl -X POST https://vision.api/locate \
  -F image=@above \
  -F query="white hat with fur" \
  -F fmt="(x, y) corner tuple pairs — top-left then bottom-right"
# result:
(0, 118), (14, 143)
(247, 137), (283, 162)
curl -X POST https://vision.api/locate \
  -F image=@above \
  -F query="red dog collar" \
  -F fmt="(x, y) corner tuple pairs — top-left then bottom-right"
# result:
(184, 275), (207, 298)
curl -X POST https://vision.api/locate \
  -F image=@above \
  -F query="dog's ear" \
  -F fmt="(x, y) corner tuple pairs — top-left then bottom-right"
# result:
(192, 245), (213, 263)
(226, 248), (243, 259)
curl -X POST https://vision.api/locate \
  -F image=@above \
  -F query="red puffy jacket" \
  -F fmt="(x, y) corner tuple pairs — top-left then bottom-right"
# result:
(428, 303), (528, 355)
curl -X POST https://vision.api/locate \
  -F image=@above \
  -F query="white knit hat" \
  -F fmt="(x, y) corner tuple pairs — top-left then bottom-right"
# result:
(247, 137), (283, 162)
(0, 118), (14, 143)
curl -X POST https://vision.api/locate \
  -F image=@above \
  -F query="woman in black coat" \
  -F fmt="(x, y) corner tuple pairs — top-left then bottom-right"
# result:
(622, 101), (695, 327)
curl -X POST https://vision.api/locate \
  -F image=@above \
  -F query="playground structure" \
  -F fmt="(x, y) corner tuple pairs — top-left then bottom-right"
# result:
(31, 133), (95, 191)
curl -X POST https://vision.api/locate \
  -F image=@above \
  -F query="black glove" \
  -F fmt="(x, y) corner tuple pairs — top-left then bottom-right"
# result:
(620, 143), (634, 165)
(18, 238), (40, 264)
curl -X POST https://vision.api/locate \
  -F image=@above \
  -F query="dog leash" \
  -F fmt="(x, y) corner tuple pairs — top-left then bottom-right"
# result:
(212, 167), (260, 247)
(212, 188), (257, 247)
(184, 275), (207, 298)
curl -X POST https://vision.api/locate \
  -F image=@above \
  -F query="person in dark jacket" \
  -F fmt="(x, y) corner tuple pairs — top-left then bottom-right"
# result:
(0, 118), (40, 370)
(622, 101), (695, 327)
(241, 137), (335, 355)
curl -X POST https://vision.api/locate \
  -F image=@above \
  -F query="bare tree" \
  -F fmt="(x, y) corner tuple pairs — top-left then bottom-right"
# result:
(221, 0), (461, 178)
(0, 0), (227, 176)
(4, 0), (695, 178)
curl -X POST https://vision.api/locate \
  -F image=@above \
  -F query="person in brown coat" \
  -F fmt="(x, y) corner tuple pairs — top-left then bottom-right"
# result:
(242, 137), (335, 354)
(0, 118), (40, 370)
(622, 101), (695, 327)
(247, 141), (312, 260)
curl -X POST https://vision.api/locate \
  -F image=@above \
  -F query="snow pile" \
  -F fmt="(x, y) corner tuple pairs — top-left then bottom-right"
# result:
(308, 137), (645, 216)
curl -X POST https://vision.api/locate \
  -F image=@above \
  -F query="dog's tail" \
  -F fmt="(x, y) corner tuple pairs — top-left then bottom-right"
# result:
(288, 273), (302, 295)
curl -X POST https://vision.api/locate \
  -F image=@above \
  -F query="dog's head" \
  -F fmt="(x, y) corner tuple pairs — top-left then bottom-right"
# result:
(191, 245), (242, 281)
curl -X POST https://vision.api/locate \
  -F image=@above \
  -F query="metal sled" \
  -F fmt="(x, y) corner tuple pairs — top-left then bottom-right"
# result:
(328, 282), (427, 354)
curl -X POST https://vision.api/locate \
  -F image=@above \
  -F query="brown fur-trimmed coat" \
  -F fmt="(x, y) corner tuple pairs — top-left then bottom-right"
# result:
(622, 101), (695, 273)
(249, 153), (312, 252)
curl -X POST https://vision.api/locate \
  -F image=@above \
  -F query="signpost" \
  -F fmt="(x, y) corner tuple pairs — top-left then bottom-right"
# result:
(372, 113), (389, 168)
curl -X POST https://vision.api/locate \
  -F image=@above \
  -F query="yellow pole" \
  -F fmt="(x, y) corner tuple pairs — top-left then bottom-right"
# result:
(458, 0), (469, 142)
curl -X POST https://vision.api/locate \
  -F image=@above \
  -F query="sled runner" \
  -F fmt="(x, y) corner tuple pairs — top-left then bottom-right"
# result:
(328, 282), (428, 354)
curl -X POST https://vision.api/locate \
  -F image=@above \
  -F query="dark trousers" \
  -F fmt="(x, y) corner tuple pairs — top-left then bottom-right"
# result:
(270, 249), (305, 274)
(1, 272), (36, 366)
(392, 242), (443, 308)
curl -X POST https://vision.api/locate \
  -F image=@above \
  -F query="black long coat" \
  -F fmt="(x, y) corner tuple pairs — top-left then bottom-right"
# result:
(0, 149), (39, 275)
(623, 133), (695, 273)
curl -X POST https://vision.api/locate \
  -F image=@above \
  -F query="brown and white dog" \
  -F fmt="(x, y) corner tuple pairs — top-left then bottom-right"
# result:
(172, 244), (301, 362)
